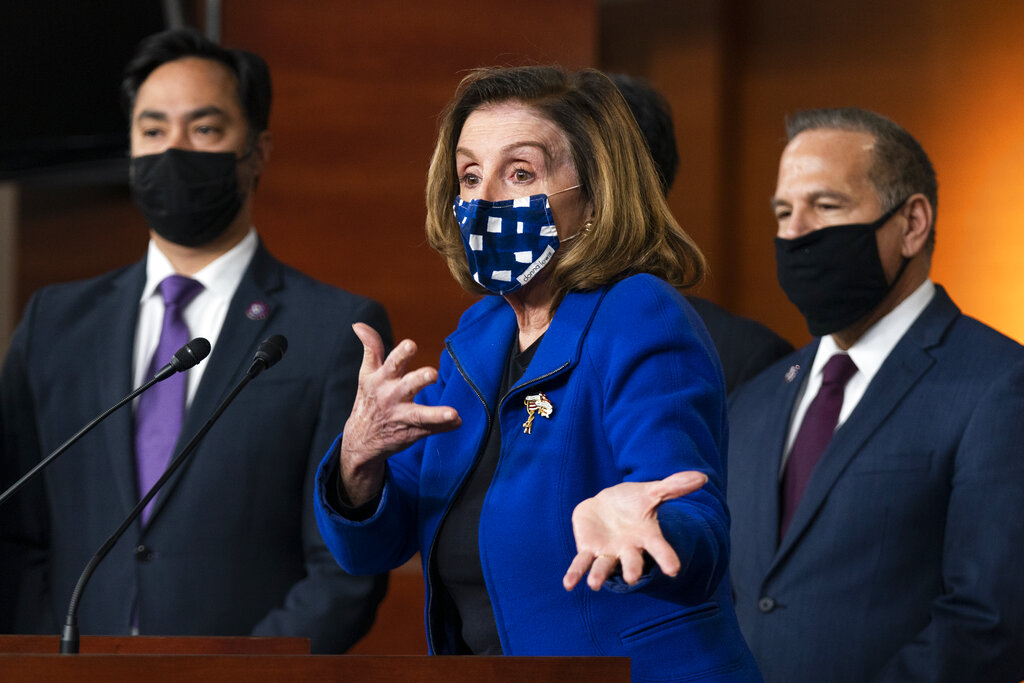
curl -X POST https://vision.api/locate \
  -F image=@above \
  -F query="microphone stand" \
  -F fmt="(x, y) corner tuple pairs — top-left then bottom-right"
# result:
(0, 338), (210, 508)
(1, 381), (155, 508)
(59, 337), (284, 654)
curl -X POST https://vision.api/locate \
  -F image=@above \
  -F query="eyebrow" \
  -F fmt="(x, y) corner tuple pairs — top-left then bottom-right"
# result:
(135, 105), (228, 124)
(457, 139), (555, 158)
(770, 190), (851, 211)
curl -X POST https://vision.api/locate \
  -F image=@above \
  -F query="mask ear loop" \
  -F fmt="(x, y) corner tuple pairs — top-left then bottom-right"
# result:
(875, 198), (911, 291)
(561, 220), (593, 244)
(546, 184), (581, 198)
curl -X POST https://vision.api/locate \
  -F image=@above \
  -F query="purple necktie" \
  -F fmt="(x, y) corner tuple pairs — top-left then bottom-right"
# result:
(779, 353), (858, 540)
(134, 275), (203, 524)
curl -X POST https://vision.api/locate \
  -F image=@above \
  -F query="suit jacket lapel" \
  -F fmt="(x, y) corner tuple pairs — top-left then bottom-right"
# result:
(97, 262), (148, 520)
(749, 343), (817, 573)
(143, 244), (282, 529)
(771, 287), (959, 567)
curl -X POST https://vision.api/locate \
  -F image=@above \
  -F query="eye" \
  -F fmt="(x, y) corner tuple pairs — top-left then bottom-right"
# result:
(459, 173), (480, 187)
(195, 125), (220, 136)
(512, 168), (533, 183)
(140, 128), (163, 138)
(814, 199), (844, 212)
(774, 208), (791, 220)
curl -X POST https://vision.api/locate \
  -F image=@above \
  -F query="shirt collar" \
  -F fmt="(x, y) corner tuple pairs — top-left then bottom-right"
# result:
(141, 228), (259, 302)
(811, 279), (936, 384)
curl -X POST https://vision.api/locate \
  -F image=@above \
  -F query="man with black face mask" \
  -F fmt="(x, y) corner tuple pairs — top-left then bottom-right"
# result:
(726, 108), (1024, 682)
(0, 29), (390, 653)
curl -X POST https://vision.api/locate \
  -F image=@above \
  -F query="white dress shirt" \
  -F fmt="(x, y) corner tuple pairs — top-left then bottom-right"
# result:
(781, 279), (936, 472)
(132, 229), (259, 407)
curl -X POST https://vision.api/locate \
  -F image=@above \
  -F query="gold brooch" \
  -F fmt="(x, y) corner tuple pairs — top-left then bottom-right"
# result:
(523, 393), (554, 434)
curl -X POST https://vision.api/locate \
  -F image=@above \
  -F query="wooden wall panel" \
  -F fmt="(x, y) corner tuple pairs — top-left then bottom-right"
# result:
(600, 0), (1024, 348)
(221, 1), (597, 368)
(599, 1), (730, 304)
(16, 185), (147, 304)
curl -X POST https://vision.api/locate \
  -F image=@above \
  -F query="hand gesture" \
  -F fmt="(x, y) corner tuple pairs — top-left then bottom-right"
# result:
(340, 323), (461, 506)
(563, 471), (708, 591)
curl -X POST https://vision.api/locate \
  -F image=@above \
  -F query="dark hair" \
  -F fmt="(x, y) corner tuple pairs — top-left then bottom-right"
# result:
(786, 107), (937, 253)
(425, 66), (704, 309)
(610, 74), (678, 195)
(121, 28), (272, 142)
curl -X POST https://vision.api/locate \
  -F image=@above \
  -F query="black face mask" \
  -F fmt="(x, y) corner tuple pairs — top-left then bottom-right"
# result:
(774, 201), (909, 337)
(130, 148), (246, 247)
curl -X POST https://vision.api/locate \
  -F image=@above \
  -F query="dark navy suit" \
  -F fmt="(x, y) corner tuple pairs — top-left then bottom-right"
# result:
(686, 297), (793, 395)
(727, 286), (1024, 682)
(0, 243), (390, 653)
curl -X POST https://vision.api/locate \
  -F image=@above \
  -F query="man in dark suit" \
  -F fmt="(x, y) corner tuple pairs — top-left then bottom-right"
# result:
(0, 29), (390, 653)
(611, 74), (793, 393)
(728, 107), (1024, 681)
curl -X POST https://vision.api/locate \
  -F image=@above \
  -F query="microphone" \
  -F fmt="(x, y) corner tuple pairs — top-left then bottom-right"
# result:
(0, 338), (211, 509)
(247, 334), (288, 378)
(153, 337), (212, 381)
(59, 335), (288, 654)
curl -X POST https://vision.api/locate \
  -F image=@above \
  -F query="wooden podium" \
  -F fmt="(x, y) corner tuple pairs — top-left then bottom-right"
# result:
(0, 635), (630, 682)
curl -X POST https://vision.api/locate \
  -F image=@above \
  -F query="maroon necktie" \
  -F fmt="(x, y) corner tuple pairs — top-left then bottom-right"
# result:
(779, 353), (858, 540)
(134, 275), (203, 524)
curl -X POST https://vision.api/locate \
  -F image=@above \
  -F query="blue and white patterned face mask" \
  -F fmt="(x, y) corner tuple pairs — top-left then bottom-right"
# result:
(453, 185), (580, 295)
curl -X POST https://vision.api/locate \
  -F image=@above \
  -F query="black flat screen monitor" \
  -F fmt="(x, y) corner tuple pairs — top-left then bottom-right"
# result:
(0, 1), (167, 182)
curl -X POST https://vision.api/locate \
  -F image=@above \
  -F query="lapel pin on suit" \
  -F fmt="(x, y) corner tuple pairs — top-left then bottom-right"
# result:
(785, 364), (801, 383)
(245, 301), (269, 320)
(523, 393), (554, 434)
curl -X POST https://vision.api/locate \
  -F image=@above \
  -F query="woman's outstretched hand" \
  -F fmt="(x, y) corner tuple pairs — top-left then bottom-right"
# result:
(339, 322), (462, 506)
(563, 471), (709, 591)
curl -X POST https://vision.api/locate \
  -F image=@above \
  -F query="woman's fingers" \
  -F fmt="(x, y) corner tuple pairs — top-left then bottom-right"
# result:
(639, 534), (680, 579)
(650, 470), (708, 502)
(352, 322), (386, 375)
(393, 403), (462, 434)
(563, 551), (596, 591)
(399, 367), (439, 402)
(587, 554), (620, 590)
(353, 322), (424, 388)
(618, 548), (646, 585)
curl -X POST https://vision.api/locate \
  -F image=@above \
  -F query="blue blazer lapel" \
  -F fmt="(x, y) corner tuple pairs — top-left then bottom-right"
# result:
(443, 287), (607, 415)
(513, 287), (605, 392)
(445, 298), (517, 413)
(96, 262), (147, 520)
(144, 244), (282, 528)
(773, 288), (960, 565)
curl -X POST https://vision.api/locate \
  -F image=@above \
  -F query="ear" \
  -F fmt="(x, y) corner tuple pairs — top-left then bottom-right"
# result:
(900, 193), (932, 258)
(251, 130), (273, 178)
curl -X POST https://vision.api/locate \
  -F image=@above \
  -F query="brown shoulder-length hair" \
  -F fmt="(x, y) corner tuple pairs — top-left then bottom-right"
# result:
(425, 66), (704, 309)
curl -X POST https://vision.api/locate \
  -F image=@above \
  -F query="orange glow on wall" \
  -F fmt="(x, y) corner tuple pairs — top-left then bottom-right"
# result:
(927, 27), (1024, 342)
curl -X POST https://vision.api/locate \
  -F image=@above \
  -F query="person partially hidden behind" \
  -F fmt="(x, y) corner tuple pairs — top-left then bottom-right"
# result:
(314, 66), (762, 682)
(0, 29), (390, 652)
(611, 74), (793, 393)
(727, 107), (1024, 681)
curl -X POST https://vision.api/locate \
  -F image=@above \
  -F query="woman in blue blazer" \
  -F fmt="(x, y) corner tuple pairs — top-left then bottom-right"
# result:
(314, 66), (760, 682)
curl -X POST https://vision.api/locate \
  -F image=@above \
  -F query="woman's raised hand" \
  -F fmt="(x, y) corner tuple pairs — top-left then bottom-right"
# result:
(339, 322), (462, 506)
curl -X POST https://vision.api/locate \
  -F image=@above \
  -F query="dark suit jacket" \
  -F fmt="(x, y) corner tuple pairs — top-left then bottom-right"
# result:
(0, 243), (391, 653)
(726, 286), (1024, 682)
(686, 297), (793, 395)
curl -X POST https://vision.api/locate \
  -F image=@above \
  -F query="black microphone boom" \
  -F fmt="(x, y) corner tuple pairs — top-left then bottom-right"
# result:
(0, 338), (211, 509)
(59, 335), (288, 654)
